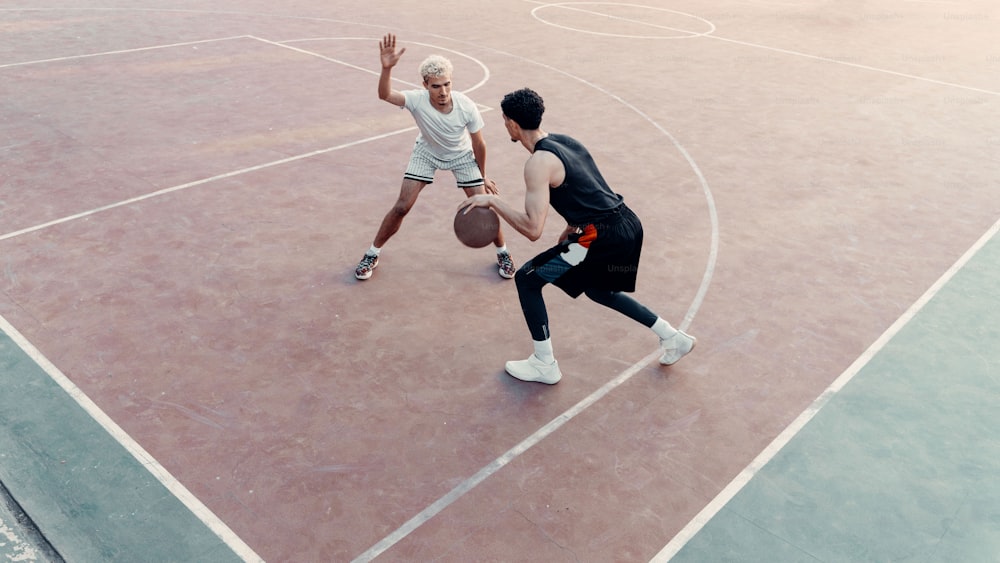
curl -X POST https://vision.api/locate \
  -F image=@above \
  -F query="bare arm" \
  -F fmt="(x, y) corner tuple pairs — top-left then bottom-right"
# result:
(459, 151), (559, 241)
(377, 34), (406, 107)
(470, 129), (487, 176)
(469, 129), (497, 193)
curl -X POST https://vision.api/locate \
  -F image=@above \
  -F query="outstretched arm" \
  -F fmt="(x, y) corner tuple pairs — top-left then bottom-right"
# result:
(458, 151), (559, 241)
(377, 33), (406, 107)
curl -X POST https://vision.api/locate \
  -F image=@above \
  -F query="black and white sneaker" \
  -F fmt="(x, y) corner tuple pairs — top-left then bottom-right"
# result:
(355, 253), (379, 280)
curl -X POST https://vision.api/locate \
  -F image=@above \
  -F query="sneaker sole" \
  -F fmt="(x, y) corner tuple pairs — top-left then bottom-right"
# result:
(660, 333), (697, 366)
(505, 371), (561, 384)
(355, 263), (377, 280)
(504, 363), (561, 384)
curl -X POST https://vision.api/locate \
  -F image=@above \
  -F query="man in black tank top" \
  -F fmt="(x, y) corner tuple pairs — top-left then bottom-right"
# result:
(458, 88), (696, 384)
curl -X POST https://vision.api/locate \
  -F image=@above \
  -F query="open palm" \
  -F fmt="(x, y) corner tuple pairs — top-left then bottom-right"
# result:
(379, 33), (406, 68)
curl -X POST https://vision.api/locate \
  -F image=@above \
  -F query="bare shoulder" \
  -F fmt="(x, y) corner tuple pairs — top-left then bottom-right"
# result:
(525, 149), (563, 187)
(528, 149), (562, 170)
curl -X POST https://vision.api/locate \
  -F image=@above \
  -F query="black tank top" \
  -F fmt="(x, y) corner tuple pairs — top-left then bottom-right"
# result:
(535, 134), (623, 226)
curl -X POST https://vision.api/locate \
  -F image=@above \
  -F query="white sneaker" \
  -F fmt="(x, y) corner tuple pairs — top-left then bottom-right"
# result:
(505, 354), (562, 384)
(659, 330), (696, 366)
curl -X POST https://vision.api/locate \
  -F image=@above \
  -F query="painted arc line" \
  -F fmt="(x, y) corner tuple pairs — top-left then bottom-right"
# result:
(0, 314), (264, 562)
(649, 215), (1000, 561)
(255, 36), (414, 85)
(531, 2), (715, 39)
(276, 36), (493, 96)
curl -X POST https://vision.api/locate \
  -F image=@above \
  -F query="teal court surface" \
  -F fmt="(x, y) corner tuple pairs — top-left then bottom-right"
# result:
(664, 223), (1000, 562)
(3, 224), (997, 561)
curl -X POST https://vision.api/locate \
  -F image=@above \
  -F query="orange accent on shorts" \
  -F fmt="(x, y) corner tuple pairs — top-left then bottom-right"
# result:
(578, 224), (598, 248)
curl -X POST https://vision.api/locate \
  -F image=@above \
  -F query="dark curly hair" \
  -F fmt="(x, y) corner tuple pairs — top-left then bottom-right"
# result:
(501, 88), (544, 130)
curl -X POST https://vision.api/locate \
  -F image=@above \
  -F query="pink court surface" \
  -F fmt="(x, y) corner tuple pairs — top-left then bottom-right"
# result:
(1, 1), (999, 562)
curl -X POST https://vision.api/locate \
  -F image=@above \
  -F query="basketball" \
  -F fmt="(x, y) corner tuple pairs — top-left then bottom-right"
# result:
(454, 207), (500, 248)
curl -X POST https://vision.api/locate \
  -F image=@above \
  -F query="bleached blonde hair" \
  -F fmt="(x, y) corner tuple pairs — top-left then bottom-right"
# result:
(419, 55), (453, 81)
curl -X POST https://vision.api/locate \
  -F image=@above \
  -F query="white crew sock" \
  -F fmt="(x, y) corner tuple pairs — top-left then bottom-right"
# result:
(495, 245), (507, 254)
(651, 317), (678, 340)
(368, 244), (381, 256)
(533, 338), (555, 364)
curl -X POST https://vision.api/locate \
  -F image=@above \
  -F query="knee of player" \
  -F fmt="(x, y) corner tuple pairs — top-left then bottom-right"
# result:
(583, 288), (612, 304)
(390, 200), (414, 217)
(514, 266), (531, 286)
(514, 265), (546, 290)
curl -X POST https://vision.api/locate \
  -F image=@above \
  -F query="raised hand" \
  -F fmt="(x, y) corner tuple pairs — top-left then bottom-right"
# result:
(379, 33), (406, 69)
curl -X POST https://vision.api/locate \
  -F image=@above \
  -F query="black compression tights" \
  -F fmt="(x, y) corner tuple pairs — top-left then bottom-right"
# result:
(515, 268), (658, 342)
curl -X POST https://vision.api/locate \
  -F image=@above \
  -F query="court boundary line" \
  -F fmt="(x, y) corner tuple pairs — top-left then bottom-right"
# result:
(0, 314), (264, 562)
(650, 216), (1000, 561)
(0, 35), (251, 69)
(0, 125), (420, 242)
(705, 34), (1000, 97)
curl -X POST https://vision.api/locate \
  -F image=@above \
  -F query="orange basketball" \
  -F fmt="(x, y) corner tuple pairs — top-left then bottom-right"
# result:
(454, 207), (500, 248)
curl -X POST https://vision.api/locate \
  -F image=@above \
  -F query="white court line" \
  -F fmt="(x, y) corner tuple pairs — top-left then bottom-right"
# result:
(530, 2), (715, 39)
(352, 348), (666, 562)
(0, 35), (251, 69)
(523, 0), (999, 97)
(0, 127), (419, 242)
(250, 36), (421, 89)
(705, 34), (1000, 97)
(0, 314), (264, 562)
(273, 36), (493, 97)
(651, 216), (1000, 561)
